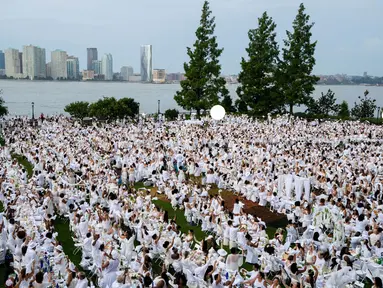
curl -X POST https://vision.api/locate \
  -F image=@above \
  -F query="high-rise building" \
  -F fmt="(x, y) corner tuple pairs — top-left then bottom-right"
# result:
(101, 54), (113, 80)
(46, 62), (52, 78)
(92, 60), (102, 75)
(0, 51), (5, 70)
(66, 56), (80, 79)
(22, 45), (46, 80)
(4, 48), (23, 78)
(87, 48), (98, 71)
(140, 45), (153, 82)
(0, 50), (5, 76)
(153, 69), (166, 84)
(120, 66), (134, 81)
(19, 52), (23, 74)
(51, 50), (68, 79)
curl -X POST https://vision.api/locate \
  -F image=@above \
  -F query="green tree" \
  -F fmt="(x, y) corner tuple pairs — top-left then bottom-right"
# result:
(88, 97), (139, 120)
(221, 94), (236, 113)
(237, 12), (284, 116)
(351, 90), (377, 119)
(306, 89), (339, 116)
(89, 97), (119, 120)
(235, 99), (248, 114)
(0, 89), (8, 117)
(116, 98), (140, 119)
(164, 109), (179, 121)
(174, 1), (229, 117)
(64, 101), (90, 120)
(278, 3), (319, 114)
(338, 100), (350, 119)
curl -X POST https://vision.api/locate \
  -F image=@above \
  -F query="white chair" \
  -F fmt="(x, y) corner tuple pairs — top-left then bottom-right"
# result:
(73, 242), (83, 255)
(353, 260), (366, 282)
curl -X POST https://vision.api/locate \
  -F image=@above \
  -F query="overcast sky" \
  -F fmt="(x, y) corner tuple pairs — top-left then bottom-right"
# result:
(1, 0), (382, 76)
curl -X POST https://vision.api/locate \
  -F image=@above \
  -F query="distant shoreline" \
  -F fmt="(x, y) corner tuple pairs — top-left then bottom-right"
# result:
(1, 78), (383, 87)
(0, 79), (180, 84)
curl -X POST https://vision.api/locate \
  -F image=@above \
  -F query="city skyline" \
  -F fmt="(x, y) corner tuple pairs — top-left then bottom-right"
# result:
(3, 42), (382, 79)
(1, 0), (383, 76)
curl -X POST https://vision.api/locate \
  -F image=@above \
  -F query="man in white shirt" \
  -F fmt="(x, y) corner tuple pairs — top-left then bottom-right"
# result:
(212, 273), (236, 288)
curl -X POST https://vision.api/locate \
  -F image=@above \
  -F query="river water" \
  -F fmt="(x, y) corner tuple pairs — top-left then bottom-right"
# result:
(1, 80), (383, 117)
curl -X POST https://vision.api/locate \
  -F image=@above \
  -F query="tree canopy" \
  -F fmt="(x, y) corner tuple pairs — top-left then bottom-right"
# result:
(338, 100), (350, 119)
(64, 101), (89, 120)
(0, 89), (9, 117)
(65, 97), (139, 121)
(164, 109), (179, 121)
(237, 12), (284, 116)
(278, 3), (319, 114)
(306, 89), (339, 116)
(174, 1), (229, 117)
(351, 90), (377, 119)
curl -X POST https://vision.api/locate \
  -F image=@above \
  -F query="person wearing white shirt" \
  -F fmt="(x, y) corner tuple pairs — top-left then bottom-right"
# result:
(212, 273), (236, 288)
(229, 224), (239, 249)
(74, 272), (88, 288)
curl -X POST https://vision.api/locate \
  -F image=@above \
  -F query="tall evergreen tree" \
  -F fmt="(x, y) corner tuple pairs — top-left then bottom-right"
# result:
(0, 90), (8, 117)
(237, 12), (284, 116)
(278, 3), (319, 114)
(174, 1), (229, 117)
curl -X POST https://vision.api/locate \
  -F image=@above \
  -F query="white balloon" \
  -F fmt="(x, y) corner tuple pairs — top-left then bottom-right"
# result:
(210, 105), (226, 120)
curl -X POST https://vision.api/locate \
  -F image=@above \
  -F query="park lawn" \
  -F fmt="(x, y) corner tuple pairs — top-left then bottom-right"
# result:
(11, 154), (33, 178)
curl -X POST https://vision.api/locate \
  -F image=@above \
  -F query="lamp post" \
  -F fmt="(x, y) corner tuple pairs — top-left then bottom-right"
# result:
(377, 107), (381, 120)
(157, 100), (160, 114)
(31, 102), (35, 120)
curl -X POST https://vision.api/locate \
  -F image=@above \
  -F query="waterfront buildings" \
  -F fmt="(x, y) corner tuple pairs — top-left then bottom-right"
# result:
(140, 45), (153, 82)
(19, 52), (23, 74)
(46, 62), (52, 78)
(120, 66), (133, 81)
(153, 69), (166, 83)
(0, 51), (4, 70)
(87, 48), (98, 71)
(166, 72), (185, 82)
(51, 50), (68, 79)
(22, 45), (46, 79)
(128, 74), (141, 82)
(82, 70), (94, 80)
(0, 51), (5, 76)
(92, 60), (102, 75)
(4, 48), (23, 78)
(101, 54), (113, 80)
(66, 56), (80, 79)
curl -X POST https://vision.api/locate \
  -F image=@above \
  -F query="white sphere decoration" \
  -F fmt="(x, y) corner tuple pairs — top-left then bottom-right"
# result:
(210, 105), (226, 120)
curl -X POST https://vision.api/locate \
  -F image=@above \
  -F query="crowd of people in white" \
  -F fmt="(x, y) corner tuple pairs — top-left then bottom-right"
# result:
(1, 114), (383, 288)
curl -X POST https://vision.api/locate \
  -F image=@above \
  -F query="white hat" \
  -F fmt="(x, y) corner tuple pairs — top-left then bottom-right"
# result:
(55, 245), (63, 252)
(217, 249), (227, 257)
(206, 235), (214, 240)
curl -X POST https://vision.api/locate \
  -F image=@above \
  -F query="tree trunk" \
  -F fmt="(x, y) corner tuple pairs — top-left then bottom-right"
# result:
(289, 103), (294, 115)
(196, 109), (201, 119)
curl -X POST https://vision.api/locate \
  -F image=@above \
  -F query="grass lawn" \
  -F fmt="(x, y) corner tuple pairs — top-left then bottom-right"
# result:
(11, 154), (33, 178)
